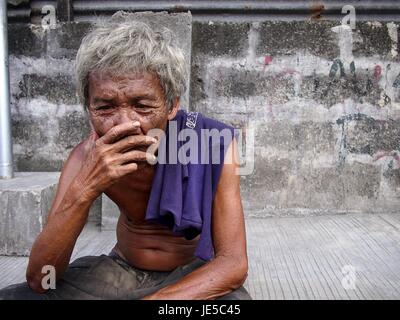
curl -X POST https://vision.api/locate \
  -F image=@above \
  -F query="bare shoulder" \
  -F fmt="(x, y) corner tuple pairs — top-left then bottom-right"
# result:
(67, 138), (90, 166)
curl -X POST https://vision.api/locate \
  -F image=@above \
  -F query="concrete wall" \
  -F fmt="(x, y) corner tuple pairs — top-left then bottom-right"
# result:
(190, 20), (400, 216)
(8, 16), (400, 218)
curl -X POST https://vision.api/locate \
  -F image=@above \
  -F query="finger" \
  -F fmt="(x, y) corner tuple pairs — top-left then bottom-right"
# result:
(112, 134), (158, 153)
(115, 163), (138, 177)
(145, 139), (160, 157)
(116, 150), (156, 165)
(99, 121), (141, 145)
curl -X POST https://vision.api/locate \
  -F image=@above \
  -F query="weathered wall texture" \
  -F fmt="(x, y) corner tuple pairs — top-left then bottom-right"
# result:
(8, 15), (400, 218)
(190, 20), (400, 216)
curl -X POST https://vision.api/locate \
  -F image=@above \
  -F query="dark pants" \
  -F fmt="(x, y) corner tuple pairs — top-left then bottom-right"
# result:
(0, 251), (252, 300)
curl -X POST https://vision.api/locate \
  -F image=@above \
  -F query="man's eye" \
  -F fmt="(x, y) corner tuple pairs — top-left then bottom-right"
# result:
(135, 104), (151, 111)
(96, 105), (112, 111)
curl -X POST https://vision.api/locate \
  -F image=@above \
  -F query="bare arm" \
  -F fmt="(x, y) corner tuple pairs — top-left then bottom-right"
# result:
(143, 138), (248, 300)
(26, 122), (157, 293)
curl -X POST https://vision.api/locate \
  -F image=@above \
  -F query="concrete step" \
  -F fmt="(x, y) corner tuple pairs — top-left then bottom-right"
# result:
(1, 213), (400, 299)
(0, 172), (59, 255)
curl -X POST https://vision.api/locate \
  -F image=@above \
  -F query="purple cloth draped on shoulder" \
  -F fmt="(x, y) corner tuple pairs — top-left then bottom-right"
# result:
(145, 109), (237, 261)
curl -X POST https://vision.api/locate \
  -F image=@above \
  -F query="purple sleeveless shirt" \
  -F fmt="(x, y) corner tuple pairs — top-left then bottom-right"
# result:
(144, 110), (237, 261)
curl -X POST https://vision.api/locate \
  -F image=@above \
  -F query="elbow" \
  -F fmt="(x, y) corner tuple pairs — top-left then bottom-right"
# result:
(224, 254), (249, 289)
(26, 273), (47, 294)
(235, 258), (249, 287)
(26, 265), (48, 294)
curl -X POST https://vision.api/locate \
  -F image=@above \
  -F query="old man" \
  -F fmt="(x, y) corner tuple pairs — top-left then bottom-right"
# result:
(0, 13), (250, 300)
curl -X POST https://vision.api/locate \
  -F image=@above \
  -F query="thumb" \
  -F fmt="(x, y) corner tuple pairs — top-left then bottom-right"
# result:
(85, 129), (99, 155)
(88, 119), (100, 141)
(90, 129), (100, 141)
(88, 127), (100, 142)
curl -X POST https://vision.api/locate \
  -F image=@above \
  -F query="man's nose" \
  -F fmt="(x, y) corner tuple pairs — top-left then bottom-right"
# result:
(118, 109), (141, 131)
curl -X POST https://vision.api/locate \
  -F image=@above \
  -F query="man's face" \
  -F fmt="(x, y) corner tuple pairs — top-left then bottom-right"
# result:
(87, 71), (178, 137)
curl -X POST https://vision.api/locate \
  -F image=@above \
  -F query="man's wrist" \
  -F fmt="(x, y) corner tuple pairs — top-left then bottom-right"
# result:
(69, 175), (99, 206)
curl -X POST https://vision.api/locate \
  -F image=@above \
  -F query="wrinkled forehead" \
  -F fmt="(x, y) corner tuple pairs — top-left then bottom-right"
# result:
(87, 70), (164, 98)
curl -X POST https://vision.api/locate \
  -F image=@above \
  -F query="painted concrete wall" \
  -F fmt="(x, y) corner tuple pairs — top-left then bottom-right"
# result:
(8, 16), (400, 219)
(191, 20), (400, 216)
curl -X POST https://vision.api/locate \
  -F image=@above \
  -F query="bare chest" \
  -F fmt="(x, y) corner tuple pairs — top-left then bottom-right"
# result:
(104, 164), (155, 221)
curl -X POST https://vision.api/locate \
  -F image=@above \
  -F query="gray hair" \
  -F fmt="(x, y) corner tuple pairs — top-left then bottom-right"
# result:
(74, 12), (187, 109)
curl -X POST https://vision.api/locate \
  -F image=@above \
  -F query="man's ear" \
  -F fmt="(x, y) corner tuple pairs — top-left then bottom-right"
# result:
(167, 98), (180, 121)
